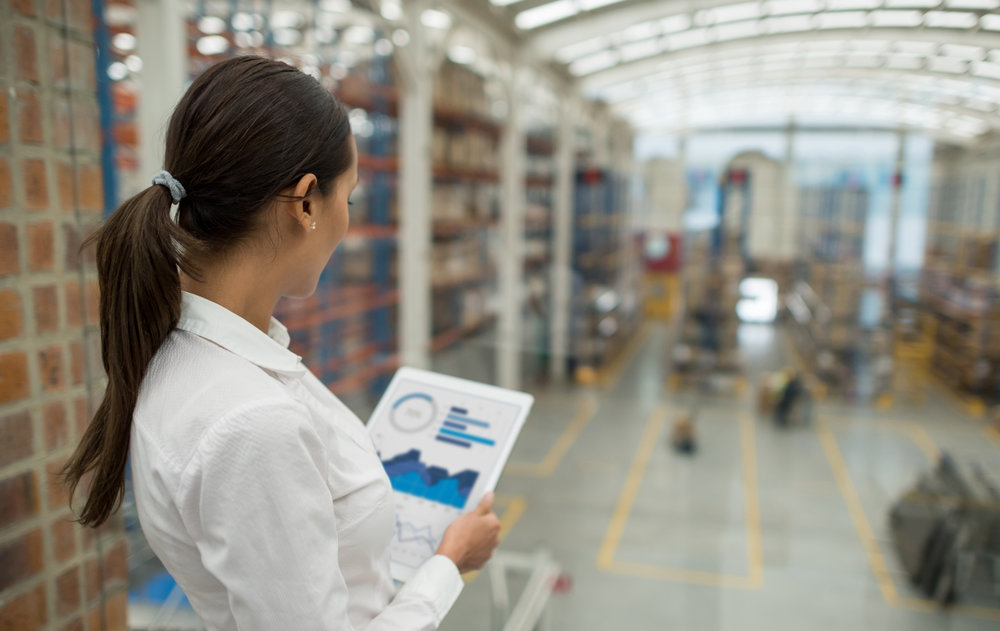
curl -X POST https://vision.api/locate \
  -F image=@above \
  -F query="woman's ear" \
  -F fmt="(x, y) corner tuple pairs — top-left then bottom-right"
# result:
(282, 173), (318, 231)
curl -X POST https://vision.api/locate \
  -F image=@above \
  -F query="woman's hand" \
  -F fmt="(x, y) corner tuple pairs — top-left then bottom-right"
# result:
(436, 492), (502, 573)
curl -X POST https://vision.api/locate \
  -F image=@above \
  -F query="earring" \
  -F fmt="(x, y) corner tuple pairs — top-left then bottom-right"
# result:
(310, 221), (317, 231)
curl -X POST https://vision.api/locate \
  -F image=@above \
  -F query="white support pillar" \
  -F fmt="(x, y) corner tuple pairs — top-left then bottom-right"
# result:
(887, 129), (907, 287)
(498, 66), (527, 390)
(397, 11), (436, 370)
(549, 99), (576, 382)
(136, 0), (186, 175)
(782, 122), (799, 261)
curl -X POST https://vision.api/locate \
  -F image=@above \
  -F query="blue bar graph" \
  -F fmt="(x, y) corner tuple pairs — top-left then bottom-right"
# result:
(436, 435), (471, 448)
(446, 414), (490, 428)
(439, 428), (496, 446)
(450, 406), (468, 415)
(443, 421), (467, 430)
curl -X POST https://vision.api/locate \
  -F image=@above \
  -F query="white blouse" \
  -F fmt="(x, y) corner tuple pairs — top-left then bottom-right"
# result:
(129, 291), (464, 630)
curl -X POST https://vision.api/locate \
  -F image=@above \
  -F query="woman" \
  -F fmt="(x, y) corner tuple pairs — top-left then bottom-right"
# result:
(62, 55), (500, 630)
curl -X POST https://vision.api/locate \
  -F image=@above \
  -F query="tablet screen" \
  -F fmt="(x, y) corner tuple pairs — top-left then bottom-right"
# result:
(368, 369), (532, 580)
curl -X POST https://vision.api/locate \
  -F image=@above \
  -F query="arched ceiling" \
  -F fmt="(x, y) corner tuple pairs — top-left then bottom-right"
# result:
(471, 0), (1000, 143)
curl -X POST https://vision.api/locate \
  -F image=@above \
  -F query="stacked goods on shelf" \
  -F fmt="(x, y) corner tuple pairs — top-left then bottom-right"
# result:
(430, 60), (502, 355)
(920, 165), (1000, 400)
(570, 167), (638, 377)
(522, 131), (555, 382)
(790, 184), (892, 398)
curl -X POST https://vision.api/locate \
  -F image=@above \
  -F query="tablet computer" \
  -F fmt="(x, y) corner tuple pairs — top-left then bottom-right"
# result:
(367, 367), (534, 582)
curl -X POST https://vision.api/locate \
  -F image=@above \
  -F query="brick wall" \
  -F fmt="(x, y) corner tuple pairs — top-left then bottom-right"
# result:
(0, 0), (128, 629)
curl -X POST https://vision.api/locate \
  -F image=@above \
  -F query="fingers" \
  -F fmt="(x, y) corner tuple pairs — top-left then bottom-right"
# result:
(475, 491), (495, 514)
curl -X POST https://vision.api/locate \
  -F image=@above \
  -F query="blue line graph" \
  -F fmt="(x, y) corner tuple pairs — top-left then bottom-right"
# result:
(446, 413), (490, 428)
(439, 428), (496, 446)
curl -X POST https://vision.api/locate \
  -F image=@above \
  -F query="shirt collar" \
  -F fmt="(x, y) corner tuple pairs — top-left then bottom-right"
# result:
(176, 291), (306, 377)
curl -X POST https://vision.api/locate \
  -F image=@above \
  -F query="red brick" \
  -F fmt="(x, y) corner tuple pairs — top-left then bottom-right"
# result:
(39, 345), (66, 393)
(69, 341), (84, 385)
(27, 221), (54, 271)
(84, 281), (99, 325)
(0, 471), (39, 530)
(33, 285), (58, 333)
(52, 517), (78, 562)
(57, 161), (74, 210)
(43, 401), (69, 450)
(68, 41), (96, 93)
(0, 158), (11, 207)
(13, 25), (39, 83)
(49, 30), (68, 89)
(46, 457), (70, 509)
(0, 583), (47, 631)
(76, 163), (103, 212)
(105, 591), (127, 631)
(85, 605), (100, 631)
(66, 281), (82, 327)
(0, 223), (19, 275)
(56, 567), (81, 616)
(71, 102), (101, 156)
(103, 540), (127, 584)
(67, 0), (91, 35)
(53, 97), (71, 151)
(0, 92), (8, 144)
(0, 528), (44, 592)
(23, 159), (49, 210)
(0, 352), (30, 404)
(83, 557), (99, 603)
(17, 87), (43, 144)
(0, 410), (33, 467)
(60, 618), (83, 631)
(10, 0), (36, 16)
(0, 289), (23, 340)
(73, 396), (90, 440)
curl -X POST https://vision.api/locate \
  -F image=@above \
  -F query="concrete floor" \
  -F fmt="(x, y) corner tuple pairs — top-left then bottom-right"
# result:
(438, 323), (1000, 631)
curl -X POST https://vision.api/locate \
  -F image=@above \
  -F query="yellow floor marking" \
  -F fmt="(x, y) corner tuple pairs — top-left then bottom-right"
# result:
(818, 418), (1000, 621)
(875, 392), (894, 411)
(600, 322), (653, 390)
(505, 397), (598, 478)
(987, 425), (1000, 447)
(597, 408), (764, 590)
(464, 494), (527, 583)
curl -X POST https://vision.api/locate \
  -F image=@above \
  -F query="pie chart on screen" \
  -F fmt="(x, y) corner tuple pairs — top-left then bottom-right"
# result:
(390, 392), (437, 433)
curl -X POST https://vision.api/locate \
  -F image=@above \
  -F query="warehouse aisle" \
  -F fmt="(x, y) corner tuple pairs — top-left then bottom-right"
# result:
(440, 323), (1000, 631)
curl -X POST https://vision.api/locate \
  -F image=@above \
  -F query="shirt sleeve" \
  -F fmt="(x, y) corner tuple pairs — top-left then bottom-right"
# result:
(175, 398), (464, 630)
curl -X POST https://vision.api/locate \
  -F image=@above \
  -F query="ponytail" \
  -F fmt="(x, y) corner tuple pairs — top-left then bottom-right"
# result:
(63, 184), (200, 527)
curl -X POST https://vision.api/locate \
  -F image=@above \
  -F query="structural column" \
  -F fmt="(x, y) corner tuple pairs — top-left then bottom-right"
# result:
(498, 66), (527, 390)
(397, 11), (436, 369)
(549, 98), (576, 382)
(886, 128), (907, 292)
(136, 0), (187, 175)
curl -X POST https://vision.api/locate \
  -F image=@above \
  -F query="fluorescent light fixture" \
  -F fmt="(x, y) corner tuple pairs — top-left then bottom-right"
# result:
(623, 22), (658, 42)
(196, 35), (229, 56)
(661, 14), (691, 33)
(669, 28), (710, 50)
(579, 0), (627, 11)
(197, 16), (227, 34)
(714, 21), (761, 41)
(555, 36), (607, 63)
(924, 10), (977, 28)
(946, 0), (998, 8)
(827, 0), (880, 7)
(887, 53), (923, 69)
(817, 11), (868, 29)
(764, 15), (813, 32)
(849, 39), (889, 52)
(710, 2), (762, 23)
(448, 45), (477, 65)
(569, 50), (618, 75)
(845, 54), (881, 67)
(344, 25), (375, 44)
(941, 44), (984, 60)
(515, 0), (577, 30)
(321, 0), (351, 12)
(619, 39), (659, 62)
(765, 0), (822, 14)
(381, 1), (402, 21)
(984, 15), (1000, 30)
(421, 9), (452, 29)
(107, 61), (127, 81)
(112, 32), (136, 51)
(928, 56), (967, 73)
(491, 0), (526, 5)
(884, 0), (938, 5)
(869, 10), (923, 27)
(972, 61), (1000, 79)
(896, 40), (936, 55)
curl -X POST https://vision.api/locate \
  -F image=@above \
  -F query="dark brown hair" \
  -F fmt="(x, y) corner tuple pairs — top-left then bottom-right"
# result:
(63, 55), (353, 527)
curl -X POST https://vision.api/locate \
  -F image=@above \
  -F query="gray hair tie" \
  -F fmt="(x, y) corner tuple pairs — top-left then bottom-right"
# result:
(152, 170), (187, 205)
